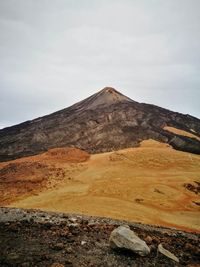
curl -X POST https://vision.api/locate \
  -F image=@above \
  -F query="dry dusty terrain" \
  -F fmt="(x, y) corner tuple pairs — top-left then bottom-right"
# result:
(163, 126), (200, 141)
(0, 140), (200, 233)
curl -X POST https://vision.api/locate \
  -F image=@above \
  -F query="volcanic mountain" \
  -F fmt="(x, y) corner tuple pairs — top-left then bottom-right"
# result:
(0, 87), (200, 161)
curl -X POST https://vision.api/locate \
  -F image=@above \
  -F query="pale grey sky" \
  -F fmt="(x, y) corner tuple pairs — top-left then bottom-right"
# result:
(0, 0), (200, 129)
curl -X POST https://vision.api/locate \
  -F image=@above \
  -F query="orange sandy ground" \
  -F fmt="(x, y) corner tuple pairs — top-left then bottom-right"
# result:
(164, 126), (200, 141)
(1, 140), (200, 233)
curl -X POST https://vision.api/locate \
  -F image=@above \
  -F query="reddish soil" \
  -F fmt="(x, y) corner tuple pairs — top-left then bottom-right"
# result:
(44, 148), (90, 163)
(0, 148), (90, 205)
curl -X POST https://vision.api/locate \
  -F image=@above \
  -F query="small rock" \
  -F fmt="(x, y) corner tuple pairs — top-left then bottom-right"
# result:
(185, 243), (194, 251)
(81, 241), (87, 245)
(158, 244), (179, 263)
(59, 227), (69, 237)
(65, 260), (72, 265)
(88, 220), (96, 226)
(109, 225), (150, 256)
(145, 235), (153, 244)
(68, 223), (79, 228)
(151, 236), (159, 244)
(51, 242), (65, 250)
(21, 263), (30, 267)
(66, 247), (73, 253)
(50, 263), (65, 267)
(7, 252), (20, 261)
(69, 217), (77, 223)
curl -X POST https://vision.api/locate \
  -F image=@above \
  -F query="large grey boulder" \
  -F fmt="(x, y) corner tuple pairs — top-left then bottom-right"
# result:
(109, 225), (150, 256)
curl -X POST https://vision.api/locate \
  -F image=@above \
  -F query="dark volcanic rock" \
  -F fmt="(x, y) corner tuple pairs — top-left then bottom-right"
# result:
(0, 87), (200, 161)
(0, 208), (200, 267)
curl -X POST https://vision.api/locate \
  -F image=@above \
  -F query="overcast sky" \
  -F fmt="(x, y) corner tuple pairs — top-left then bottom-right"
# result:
(0, 0), (200, 129)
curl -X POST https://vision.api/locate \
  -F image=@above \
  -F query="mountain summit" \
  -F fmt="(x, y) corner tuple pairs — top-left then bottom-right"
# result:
(70, 87), (133, 110)
(0, 87), (200, 161)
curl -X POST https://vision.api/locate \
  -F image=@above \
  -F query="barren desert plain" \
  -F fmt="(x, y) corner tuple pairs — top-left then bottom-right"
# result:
(1, 135), (200, 233)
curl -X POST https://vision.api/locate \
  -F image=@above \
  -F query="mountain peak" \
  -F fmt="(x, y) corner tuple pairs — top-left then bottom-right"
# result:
(73, 87), (133, 111)
(101, 86), (118, 93)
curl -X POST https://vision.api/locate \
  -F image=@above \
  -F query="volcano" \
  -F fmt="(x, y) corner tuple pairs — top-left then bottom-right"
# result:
(0, 87), (200, 161)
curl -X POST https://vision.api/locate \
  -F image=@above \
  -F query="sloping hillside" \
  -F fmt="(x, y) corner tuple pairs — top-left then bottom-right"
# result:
(1, 140), (200, 232)
(0, 87), (200, 161)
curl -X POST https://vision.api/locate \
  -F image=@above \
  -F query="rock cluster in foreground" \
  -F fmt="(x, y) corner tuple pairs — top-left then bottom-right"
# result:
(0, 208), (199, 267)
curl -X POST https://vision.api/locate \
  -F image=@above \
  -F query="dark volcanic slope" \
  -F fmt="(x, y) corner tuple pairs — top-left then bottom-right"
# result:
(0, 87), (200, 161)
